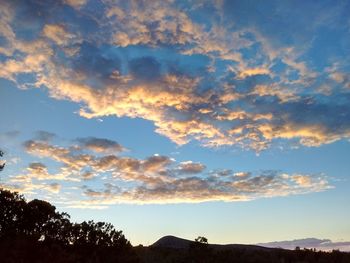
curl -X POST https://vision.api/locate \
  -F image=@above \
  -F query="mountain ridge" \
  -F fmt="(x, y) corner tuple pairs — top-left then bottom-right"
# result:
(151, 235), (274, 251)
(151, 236), (350, 252)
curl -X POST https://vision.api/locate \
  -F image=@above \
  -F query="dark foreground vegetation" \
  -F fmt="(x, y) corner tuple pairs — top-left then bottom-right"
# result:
(136, 247), (350, 263)
(0, 189), (138, 263)
(1, 189), (350, 263)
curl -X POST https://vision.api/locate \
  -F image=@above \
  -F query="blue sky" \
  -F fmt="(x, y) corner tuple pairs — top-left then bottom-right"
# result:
(0, 0), (350, 247)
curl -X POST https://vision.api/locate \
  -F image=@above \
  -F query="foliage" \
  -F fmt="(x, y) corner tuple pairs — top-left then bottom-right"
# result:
(194, 236), (208, 244)
(135, 245), (350, 263)
(0, 149), (5, 171)
(0, 188), (138, 263)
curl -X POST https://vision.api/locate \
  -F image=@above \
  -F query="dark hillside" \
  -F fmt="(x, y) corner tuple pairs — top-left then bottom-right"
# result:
(152, 235), (193, 249)
(137, 235), (350, 263)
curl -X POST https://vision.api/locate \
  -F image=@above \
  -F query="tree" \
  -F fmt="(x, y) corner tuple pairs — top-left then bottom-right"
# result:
(189, 236), (212, 262)
(195, 236), (208, 244)
(0, 189), (131, 249)
(0, 150), (5, 171)
(0, 189), (137, 262)
(0, 189), (26, 238)
(69, 220), (131, 249)
(22, 199), (71, 243)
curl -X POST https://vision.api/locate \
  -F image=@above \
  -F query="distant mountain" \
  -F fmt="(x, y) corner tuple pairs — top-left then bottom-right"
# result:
(152, 235), (272, 251)
(257, 238), (350, 252)
(152, 235), (192, 249)
(140, 236), (350, 262)
(152, 236), (350, 253)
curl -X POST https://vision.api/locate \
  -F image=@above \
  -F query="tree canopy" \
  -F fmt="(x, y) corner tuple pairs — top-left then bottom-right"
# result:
(0, 189), (130, 248)
(0, 188), (137, 262)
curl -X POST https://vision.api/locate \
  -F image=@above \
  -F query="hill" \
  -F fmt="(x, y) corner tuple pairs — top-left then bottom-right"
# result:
(152, 235), (273, 251)
(152, 235), (193, 249)
(132, 235), (350, 263)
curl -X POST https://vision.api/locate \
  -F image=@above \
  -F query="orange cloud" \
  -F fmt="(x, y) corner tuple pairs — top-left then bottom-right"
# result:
(1, 137), (328, 207)
(1, 0), (350, 152)
(43, 24), (75, 46)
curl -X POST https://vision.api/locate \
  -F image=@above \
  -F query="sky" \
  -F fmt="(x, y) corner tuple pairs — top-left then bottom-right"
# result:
(0, 0), (350, 248)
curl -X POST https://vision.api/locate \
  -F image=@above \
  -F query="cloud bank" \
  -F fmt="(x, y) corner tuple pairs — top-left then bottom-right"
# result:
(1, 134), (331, 208)
(0, 0), (350, 151)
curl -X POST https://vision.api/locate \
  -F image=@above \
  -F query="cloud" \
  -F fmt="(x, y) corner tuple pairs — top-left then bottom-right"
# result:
(77, 137), (124, 153)
(24, 140), (70, 161)
(47, 183), (61, 193)
(0, 131), (20, 142)
(0, 136), (331, 207)
(71, 42), (121, 82)
(258, 238), (350, 252)
(35, 131), (56, 142)
(77, 170), (330, 205)
(1, 179), (61, 195)
(1, 0), (350, 151)
(64, 0), (87, 9)
(129, 57), (161, 81)
(249, 85), (299, 103)
(142, 155), (173, 172)
(177, 161), (206, 174)
(43, 24), (75, 46)
(23, 139), (95, 181)
(27, 162), (49, 177)
(238, 68), (271, 79)
(234, 172), (250, 178)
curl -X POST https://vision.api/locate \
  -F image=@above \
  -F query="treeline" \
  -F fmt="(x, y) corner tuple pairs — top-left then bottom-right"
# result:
(1, 188), (350, 262)
(137, 242), (350, 263)
(0, 189), (138, 263)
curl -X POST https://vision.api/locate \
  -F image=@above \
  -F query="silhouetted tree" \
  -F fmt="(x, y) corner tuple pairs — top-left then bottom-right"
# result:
(22, 199), (71, 243)
(0, 189), (138, 262)
(195, 236), (208, 244)
(189, 236), (212, 262)
(0, 189), (26, 238)
(69, 220), (131, 249)
(0, 150), (5, 171)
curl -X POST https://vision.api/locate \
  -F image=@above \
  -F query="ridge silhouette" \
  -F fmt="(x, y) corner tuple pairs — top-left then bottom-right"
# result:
(152, 235), (273, 251)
